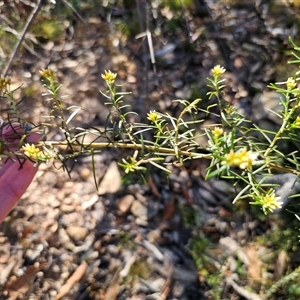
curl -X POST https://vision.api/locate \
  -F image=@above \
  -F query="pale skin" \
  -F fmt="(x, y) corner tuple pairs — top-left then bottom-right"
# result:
(0, 123), (39, 223)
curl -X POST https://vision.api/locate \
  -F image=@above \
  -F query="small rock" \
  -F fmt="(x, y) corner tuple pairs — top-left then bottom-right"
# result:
(171, 80), (184, 89)
(60, 204), (75, 213)
(43, 171), (57, 186)
(63, 58), (78, 68)
(49, 221), (59, 234)
(135, 217), (148, 226)
(98, 161), (122, 195)
(81, 194), (99, 210)
(132, 282), (151, 295)
(197, 188), (217, 205)
(147, 278), (165, 292)
(175, 86), (191, 99)
(0, 236), (7, 244)
(219, 236), (239, 254)
(216, 221), (228, 233)
(131, 200), (147, 220)
(154, 43), (176, 57)
(252, 91), (282, 124)
(47, 194), (60, 208)
(66, 226), (88, 241)
(173, 267), (198, 282)
(234, 57), (243, 68)
(80, 168), (91, 181)
(117, 194), (135, 213)
(172, 281), (185, 298)
(127, 74), (137, 83)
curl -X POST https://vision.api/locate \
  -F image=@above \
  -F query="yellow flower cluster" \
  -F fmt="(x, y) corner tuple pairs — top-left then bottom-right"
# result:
(22, 143), (52, 162)
(147, 110), (161, 122)
(256, 190), (283, 213)
(101, 70), (117, 85)
(211, 65), (226, 78)
(22, 143), (43, 160)
(225, 148), (258, 169)
(39, 69), (57, 83)
(286, 77), (297, 90)
(212, 127), (223, 138)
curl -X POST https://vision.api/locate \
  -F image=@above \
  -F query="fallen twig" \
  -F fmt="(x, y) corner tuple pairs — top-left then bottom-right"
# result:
(3, 0), (43, 76)
(225, 275), (262, 300)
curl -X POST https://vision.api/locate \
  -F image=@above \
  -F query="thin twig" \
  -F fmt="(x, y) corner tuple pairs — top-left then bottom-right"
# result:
(41, 140), (212, 160)
(145, 1), (160, 91)
(196, 0), (232, 70)
(226, 276), (262, 300)
(39, 140), (300, 177)
(61, 0), (86, 24)
(179, 0), (192, 39)
(135, 0), (148, 115)
(3, 0), (43, 76)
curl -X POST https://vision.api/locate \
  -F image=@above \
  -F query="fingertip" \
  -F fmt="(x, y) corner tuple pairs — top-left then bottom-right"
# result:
(0, 160), (38, 223)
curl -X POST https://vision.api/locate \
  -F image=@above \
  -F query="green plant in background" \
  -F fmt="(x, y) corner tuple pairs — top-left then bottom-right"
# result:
(265, 265), (300, 299)
(163, 0), (194, 10)
(179, 203), (199, 228)
(117, 231), (136, 250)
(33, 18), (64, 42)
(189, 236), (210, 269)
(189, 236), (224, 299)
(123, 258), (151, 286)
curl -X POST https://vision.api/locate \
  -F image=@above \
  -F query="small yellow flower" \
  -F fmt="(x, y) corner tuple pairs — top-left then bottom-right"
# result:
(147, 110), (161, 122)
(293, 116), (300, 127)
(212, 127), (223, 138)
(286, 77), (297, 90)
(225, 149), (241, 167)
(101, 70), (117, 85)
(22, 143), (42, 160)
(253, 190), (283, 214)
(39, 69), (57, 82)
(224, 148), (258, 169)
(211, 65), (226, 78)
(22, 143), (54, 162)
(261, 192), (282, 213)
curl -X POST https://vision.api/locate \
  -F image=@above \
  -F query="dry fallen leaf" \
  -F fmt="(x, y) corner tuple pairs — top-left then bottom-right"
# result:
(274, 250), (287, 280)
(244, 245), (262, 281)
(148, 174), (162, 197)
(161, 196), (176, 221)
(104, 281), (120, 300)
(54, 261), (88, 300)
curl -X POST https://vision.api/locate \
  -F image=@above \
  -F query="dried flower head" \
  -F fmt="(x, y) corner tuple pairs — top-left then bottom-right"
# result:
(147, 110), (162, 122)
(101, 70), (117, 85)
(40, 69), (57, 83)
(224, 148), (258, 170)
(211, 65), (226, 78)
(286, 77), (297, 90)
(0, 76), (11, 94)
